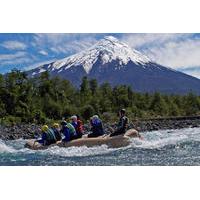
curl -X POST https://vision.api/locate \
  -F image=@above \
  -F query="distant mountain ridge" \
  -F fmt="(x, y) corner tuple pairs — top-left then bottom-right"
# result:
(27, 36), (200, 94)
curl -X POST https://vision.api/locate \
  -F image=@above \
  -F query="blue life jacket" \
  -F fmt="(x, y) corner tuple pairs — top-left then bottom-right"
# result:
(62, 123), (76, 142)
(40, 128), (56, 145)
(91, 119), (104, 136)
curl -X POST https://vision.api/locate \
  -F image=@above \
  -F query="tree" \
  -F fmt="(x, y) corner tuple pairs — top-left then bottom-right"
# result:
(43, 99), (62, 119)
(184, 92), (200, 115)
(167, 99), (180, 116)
(150, 92), (168, 116)
(81, 105), (95, 120)
(80, 76), (90, 94)
(80, 76), (91, 104)
(89, 79), (98, 95)
(38, 72), (52, 97)
(1, 69), (200, 124)
(0, 101), (6, 118)
(112, 85), (130, 109)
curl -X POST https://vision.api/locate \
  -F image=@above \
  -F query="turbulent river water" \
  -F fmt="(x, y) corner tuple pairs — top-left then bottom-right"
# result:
(1, 127), (200, 166)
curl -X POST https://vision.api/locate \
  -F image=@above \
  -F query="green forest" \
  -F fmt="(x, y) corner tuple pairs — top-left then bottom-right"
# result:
(0, 69), (200, 125)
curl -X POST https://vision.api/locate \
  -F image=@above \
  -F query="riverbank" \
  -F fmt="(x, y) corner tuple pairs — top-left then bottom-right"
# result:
(130, 116), (200, 132)
(0, 116), (200, 140)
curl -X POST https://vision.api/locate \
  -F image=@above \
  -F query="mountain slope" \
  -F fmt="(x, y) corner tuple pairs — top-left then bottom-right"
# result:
(27, 36), (200, 94)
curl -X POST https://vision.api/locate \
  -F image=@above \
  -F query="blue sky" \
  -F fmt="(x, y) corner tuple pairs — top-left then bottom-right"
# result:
(0, 33), (200, 78)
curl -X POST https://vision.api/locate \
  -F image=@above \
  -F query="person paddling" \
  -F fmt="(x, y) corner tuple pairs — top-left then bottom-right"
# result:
(52, 123), (62, 142)
(71, 115), (84, 138)
(110, 109), (129, 137)
(37, 125), (57, 146)
(88, 115), (104, 138)
(61, 121), (77, 142)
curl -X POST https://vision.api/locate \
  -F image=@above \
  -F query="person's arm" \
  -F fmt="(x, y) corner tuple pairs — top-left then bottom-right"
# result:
(60, 127), (64, 133)
(57, 130), (62, 141)
(100, 122), (105, 134)
(39, 133), (46, 145)
(90, 120), (94, 131)
(64, 128), (70, 142)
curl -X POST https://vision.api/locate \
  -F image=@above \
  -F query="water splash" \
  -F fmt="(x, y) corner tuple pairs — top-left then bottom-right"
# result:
(41, 145), (118, 157)
(129, 127), (200, 149)
(0, 140), (16, 153)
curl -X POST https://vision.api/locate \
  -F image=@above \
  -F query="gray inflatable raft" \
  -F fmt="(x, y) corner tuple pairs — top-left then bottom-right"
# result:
(25, 129), (139, 150)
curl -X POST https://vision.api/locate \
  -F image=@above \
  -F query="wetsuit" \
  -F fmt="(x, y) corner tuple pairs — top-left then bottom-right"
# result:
(110, 116), (129, 137)
(88, 119), (104, 138)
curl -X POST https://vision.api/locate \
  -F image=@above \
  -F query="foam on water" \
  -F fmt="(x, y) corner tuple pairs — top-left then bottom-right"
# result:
(0, 140), (16, 153)
(41, 145), (118, 157)
(129, 127), (200, 149)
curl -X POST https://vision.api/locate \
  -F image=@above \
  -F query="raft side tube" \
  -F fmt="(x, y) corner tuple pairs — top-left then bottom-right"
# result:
(24, 140), (57, 150)
(58, 135), (130, 148)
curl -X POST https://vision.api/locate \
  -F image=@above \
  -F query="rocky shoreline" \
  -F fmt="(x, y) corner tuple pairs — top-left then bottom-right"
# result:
(0, 116), (200, 140)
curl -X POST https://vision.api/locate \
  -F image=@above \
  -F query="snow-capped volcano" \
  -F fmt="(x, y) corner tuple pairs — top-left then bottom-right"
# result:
(43, 36), (151, 74)
(28, 36), (200, 94)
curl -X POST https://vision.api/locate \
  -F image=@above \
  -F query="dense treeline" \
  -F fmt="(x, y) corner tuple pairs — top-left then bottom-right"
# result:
(0, 69), (200, 124)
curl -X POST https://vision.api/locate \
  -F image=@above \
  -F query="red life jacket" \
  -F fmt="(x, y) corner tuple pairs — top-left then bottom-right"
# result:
(77, 119), (84, 133)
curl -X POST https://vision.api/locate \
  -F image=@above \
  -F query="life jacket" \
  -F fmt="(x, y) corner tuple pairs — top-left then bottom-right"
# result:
(52, 128), (62, 141)
(66, 123), (76, 136)
(118, 116), (129, 131)
(91, 119), (104, 136)
(45, 128), (56, 144)
(77, 120), (84, 133)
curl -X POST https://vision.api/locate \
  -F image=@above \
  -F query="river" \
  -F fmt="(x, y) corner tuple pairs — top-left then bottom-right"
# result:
(0, 127), (200, 165)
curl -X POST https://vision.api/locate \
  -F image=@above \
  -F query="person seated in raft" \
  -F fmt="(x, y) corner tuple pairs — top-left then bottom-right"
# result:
(37, 125), (57, 146)
(60, 120), (77, 142)
(110, 109), (129, 137)
(71, 115), (84, 138)
(52, 123), (62, 142)
(77, 115), (84, 136)
(88, 115), (105, 138)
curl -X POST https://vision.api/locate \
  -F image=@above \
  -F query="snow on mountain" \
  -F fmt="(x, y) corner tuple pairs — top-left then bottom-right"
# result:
(27, 36), (200, 94)
(32, 36), (151, 75)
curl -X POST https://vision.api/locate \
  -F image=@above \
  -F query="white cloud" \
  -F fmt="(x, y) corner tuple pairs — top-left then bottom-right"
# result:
(39, 50), (48, 56)
(0, 51), (34, 69)
(0, 57), (33, 66)
(33, 33), (97, 55)
(0, 51), (27, 61)
(1, 40), (27, 50)
(122, 33), (200, 70)
(179, 67), (200, 79)
(122, 33), (192, 49)
(187, 71), (200, 79)
(142, 38), (200, 69)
